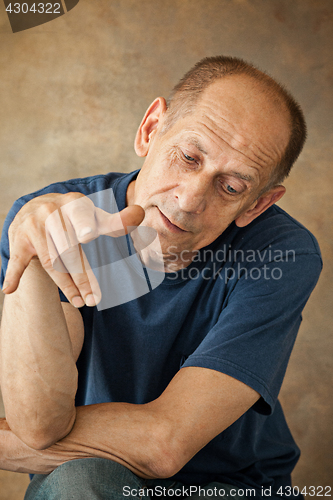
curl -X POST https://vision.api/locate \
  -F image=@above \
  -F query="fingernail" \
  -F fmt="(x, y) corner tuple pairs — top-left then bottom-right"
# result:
(72, 296), (85, 308)
(2, 281), (10, 292)
(85, 294), (97, 307)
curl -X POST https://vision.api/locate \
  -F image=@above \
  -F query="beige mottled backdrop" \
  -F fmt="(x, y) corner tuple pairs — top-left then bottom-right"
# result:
(0, 0), (332, 498)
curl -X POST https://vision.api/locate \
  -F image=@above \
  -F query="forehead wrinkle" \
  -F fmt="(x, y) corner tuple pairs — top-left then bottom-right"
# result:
(202, 110), (277, 168)
(189, 128), (261, 187)
(224, 158), (261, 190)
(200, 117), (269, 173)
(197, 93), (286, 168)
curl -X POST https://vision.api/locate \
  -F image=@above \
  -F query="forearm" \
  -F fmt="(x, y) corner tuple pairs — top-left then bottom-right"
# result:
(0, 259), (78, 449)
(0, 403), (164, 479)
(0, 368), (259, 478)
(51, 403), (168, 479)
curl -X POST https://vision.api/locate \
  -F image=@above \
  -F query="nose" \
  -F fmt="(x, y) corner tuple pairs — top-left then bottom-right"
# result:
(173, 175), (208, 214)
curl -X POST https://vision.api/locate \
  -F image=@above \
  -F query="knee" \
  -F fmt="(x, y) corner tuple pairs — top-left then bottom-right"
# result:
(25, 458), (144, 500)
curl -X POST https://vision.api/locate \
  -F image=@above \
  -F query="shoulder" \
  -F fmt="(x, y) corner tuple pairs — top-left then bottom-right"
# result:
(205, 204), (323, 292)
(234, 204), (321, 259)
(2, 170), (136, 233)
(15, 171), (127, 201)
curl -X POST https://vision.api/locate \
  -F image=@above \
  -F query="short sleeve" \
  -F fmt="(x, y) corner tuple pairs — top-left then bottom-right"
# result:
(182, 227), (322, 415)
(1, 199), (26, 287)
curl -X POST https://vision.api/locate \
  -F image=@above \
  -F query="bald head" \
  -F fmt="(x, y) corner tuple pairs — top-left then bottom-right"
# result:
(162, 56), (306, 189)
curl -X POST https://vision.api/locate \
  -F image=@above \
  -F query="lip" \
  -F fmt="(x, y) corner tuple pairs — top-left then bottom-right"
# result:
(157, 208), (188, 234)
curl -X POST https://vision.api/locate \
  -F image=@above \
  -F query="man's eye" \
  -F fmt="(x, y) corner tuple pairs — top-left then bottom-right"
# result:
(184, 153), (196, 162)
(226, 184), (238, 194)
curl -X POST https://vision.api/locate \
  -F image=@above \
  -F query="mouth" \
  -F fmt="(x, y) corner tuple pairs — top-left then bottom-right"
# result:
(157, 208), (188, 234)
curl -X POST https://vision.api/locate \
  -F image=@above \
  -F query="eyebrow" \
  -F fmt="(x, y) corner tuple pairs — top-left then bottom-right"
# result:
(187, 138), (208, 155)
(231, 171), (255, 184)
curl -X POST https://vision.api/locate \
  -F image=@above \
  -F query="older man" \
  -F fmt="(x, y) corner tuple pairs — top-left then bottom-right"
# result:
(0, 57), (321, 499)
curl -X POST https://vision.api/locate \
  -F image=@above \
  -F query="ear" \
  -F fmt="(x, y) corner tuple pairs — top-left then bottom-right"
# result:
(235, 185), (286, 228)
(134, 97), (167, 157)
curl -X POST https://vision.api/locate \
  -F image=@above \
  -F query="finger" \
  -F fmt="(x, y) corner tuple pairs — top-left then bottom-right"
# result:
(120, 205), (145, 233)
(52, 242), (84, 275)
(46, 232), (68, 274)
(61, 196), (98, 244)
(69, 247), (101, 307)
(46, 243), (101, 307)
(45, 202), (101, 304)
(95, 205), (145, 237)
(2, 238), (35, 294)
(45, 209), (74, 272)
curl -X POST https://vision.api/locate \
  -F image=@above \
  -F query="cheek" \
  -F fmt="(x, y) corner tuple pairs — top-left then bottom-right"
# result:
(136, 171), (177, 206)
(194, 207), (240, 247)
(134, 169), (159, 205)
(214, 196), (250, 222)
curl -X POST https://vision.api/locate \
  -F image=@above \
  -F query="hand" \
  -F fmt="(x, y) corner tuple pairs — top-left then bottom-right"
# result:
(0, 418), (82, 474)
(0, 418), (45, 474)
(2, 193), (145, 307)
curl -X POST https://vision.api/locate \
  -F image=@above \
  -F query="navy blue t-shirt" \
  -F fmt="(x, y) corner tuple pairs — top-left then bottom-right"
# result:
(0, 170), (322, 498)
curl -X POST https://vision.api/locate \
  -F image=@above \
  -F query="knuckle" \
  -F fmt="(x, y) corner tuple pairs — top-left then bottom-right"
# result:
(24, 212), (40, 228)
(8, 253), (23, 265)
(64, 194), (95, 214)
(60, 282), (73, 294)
(36, 202), (60, 220)
(39, 255), (54, 272)
(73, 276), (92, 290)
(62, 194), (91, 215)
(63, 191), (84, 202)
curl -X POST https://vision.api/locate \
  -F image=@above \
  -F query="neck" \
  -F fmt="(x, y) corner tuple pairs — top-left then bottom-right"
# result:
(126, 180), (136, 206)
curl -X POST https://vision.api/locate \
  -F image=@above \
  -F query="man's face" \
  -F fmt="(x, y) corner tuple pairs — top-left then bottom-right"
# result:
(129, 75), (290, 270)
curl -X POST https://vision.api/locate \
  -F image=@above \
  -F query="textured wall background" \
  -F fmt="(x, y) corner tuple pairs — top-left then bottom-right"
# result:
(0, 0), (332, 497)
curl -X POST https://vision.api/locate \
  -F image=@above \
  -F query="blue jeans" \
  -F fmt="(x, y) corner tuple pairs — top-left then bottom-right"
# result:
(24, 458), (248, 499)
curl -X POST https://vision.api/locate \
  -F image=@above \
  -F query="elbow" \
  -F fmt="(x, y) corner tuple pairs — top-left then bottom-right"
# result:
(7, 409), (76, 450)
(17, 431), (60, 451)
(22, 423), (74, 450)
(145, 447), (183, 480)
(143, 423), (186, 479)
(146, 459), (181, 480)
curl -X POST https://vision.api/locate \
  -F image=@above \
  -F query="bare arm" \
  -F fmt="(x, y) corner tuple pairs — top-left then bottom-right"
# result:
(0, 366), (259, 478)
(0, 237), (259, 476)
(0, 266), (259, 480)
(0, 259), (82, 449)
(0, 192), (144, 448)
(0, 192), (259, 477)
